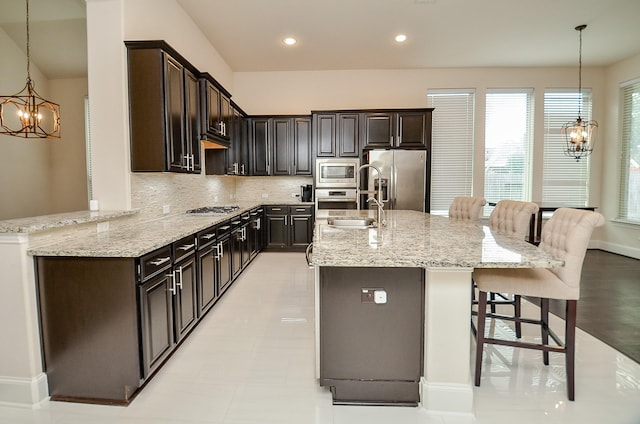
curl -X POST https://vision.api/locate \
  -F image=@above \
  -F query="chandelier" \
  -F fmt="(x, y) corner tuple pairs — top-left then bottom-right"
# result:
(0, 0), (61, 138)
(561, 24), (597, 161)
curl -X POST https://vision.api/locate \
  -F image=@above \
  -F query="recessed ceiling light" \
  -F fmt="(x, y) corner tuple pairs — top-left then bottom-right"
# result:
(283, 37), (297, 46)
(395, 34), (407, 43)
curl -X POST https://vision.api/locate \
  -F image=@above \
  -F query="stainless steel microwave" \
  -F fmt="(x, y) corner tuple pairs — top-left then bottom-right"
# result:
(315, 158), (359, 188)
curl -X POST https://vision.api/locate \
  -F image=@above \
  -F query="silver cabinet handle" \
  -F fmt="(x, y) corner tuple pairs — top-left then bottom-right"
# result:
(216, 241), (223, 259)
(166, 271), (176, 295)
(305, 243), (313, 268)
(202, 233), (215, 240)
(176, 267), (183, 289)
(240, 164), (245, 175)
(178, 244), (195, 251)
(150, 257), (171, 266)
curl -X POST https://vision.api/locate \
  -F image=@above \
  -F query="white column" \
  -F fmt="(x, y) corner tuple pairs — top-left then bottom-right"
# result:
(420, 267), (474, 414)
(0, 235), (48, 406)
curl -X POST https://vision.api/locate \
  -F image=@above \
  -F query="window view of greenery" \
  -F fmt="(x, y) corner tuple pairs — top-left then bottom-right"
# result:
(620, 81), (640, 222)
(484, 91), (533, 214)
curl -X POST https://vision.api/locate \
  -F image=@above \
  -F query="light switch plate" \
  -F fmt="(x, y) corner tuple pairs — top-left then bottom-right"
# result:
(374, 290), (387, 304)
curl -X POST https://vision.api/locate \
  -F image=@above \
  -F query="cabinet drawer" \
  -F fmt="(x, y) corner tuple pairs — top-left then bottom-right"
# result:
(266, 206), (288, 215)
(197, 225), (217, 249)
(290, 206), (313, 215)
(217, 220), (233, 237)
(173, 235), (196, 263)
(140, 246), (172, 282)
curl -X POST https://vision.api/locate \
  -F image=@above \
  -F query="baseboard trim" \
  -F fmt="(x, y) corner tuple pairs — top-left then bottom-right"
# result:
(592, 241), (640, 260)
(419, 377), (474, 414)
(0, 373), (49, 408)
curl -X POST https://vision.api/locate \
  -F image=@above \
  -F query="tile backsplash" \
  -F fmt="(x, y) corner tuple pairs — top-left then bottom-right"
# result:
(131, 173), (313, 219)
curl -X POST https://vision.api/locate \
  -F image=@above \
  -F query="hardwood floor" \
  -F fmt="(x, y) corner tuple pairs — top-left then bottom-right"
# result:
(546, 249), (640, 364)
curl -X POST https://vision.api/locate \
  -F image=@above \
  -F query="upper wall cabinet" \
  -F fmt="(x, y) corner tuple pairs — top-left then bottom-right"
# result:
(126, 41), (201, 173)
(200, 74), (232, 146)
(312, 112), (360, 158)
(250, 116), (312, 176)
(361, 109), (433, 150)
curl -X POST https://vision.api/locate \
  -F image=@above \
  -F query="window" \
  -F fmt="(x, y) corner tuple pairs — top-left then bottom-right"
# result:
(542, 90), (592, 205)
(619, 79), (640, 223)
(427, 89), (475, 215)
(484, 90), (533, 214)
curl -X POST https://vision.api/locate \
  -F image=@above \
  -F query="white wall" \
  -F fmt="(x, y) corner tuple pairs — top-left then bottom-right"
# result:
(0, 27), (53, 220)
(599, 52), (640, 258)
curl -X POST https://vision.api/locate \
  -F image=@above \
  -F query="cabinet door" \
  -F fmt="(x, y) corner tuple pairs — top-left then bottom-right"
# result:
(272, 118), (292, 175)
(337, 113), (360, 157)
(362, 112), (394, 149)
(197, 245), (218, 316)
(251, 118), (270, 175)
(184, 69), (201, 172)
(231, 223), (244, 279)
(174, 256), (198, 342)
(228, 108), (249, 175)
(266, 213), (288, 249)
(290, 214), (313, 248)
(166, 56), (186, 172)
(140, 273), (175, 377)
(204, 81), (221, 136)
(220, 94), (232, 139)
(218, 235), (233, 294)
(293, 117), (313, 175)
(314, 113), (336, 157)
(396, 111), (430, 149)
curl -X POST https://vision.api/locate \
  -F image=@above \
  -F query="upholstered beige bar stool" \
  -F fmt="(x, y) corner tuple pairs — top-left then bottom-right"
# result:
(484, 200), (540, 334)
(473, 208), (605, 401)
(448, 196), (486, 221)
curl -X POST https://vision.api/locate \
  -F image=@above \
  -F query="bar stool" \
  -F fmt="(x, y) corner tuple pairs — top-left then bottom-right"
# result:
(472, 208), (605, 401)
(448, 196), (486, 221)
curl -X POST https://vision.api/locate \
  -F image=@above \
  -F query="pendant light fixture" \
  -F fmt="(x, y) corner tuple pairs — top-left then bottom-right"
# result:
(0, 0), (61, 138)
(561, 24), (596, 161)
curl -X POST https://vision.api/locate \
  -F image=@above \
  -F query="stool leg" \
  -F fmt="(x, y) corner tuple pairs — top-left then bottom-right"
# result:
(541, 298), (550, 365)
(514, 294), (522, 338)
(566, 300), (577, 401)
(475, 291), (488, 387)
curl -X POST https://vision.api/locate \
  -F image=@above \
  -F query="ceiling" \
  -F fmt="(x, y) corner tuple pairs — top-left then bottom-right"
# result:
(1, 0), (639, 79)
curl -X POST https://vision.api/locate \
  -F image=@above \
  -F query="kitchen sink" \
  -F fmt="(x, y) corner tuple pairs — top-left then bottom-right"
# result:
(327, 217), (375, 229)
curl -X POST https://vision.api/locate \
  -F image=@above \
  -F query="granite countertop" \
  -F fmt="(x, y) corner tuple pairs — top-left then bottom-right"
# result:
(0, 210), (139, 234)
(312, 210), (564, 269)
(26, 201), (313, 258)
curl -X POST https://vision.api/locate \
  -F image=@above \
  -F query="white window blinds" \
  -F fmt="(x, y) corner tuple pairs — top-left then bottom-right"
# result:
(484, 90), (533, 214)
(427, 89), (475, 215)
(619, 79), (640, 222)
(542, 90), (591, 206)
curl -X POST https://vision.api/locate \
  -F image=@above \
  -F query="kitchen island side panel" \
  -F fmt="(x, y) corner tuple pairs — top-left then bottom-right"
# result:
(35, 257), (141, 404)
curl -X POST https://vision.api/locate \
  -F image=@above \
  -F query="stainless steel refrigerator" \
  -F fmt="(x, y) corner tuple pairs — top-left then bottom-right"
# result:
(363, 149), (429, 212)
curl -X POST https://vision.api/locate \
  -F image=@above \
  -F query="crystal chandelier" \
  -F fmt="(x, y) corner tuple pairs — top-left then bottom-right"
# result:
(561, 24), (597, 161)
(0, 0), (61, 138)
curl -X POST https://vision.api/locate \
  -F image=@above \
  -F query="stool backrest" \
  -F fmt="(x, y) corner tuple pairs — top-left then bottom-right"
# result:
(489, 200), (539, 239)
(449, 196), (486, 221)
(539, 208), (605, 290)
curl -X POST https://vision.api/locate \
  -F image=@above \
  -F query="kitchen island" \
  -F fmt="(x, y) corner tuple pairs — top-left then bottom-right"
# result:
(312, 210), (563, 413)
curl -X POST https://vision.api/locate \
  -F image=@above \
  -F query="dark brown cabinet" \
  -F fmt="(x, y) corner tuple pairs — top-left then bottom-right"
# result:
(126, 41), (201, 173)
(361, 109), (433, 150)
(265, 205), (313, 250)
(250, 116), (312, 176)
(313, 112), (359, 158)
(200, 75), (232, 144)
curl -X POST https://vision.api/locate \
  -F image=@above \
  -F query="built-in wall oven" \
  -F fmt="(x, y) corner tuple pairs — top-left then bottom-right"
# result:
(315, 188), (358, 212)
(315, 158), (360, 212)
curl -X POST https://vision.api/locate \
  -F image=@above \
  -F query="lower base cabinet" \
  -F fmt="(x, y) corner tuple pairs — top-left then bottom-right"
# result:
(265, 205), (313, 250)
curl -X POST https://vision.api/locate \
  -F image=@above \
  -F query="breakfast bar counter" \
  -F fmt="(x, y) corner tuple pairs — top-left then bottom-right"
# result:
(311, 210), (563, 413)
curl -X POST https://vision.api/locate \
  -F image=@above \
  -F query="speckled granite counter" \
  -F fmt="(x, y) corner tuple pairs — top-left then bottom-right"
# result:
(312, 210), (563, 269)
(0, 210), (139, 233)
(25, 202), (314, 257)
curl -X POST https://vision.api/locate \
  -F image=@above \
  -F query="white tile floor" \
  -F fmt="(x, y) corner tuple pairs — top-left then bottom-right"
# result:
(1, 252), (639, 423)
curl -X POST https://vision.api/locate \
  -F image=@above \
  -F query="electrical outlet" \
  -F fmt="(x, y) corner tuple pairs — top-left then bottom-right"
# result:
(214, 196), (218, 202)
(291, 193), (299, 198)
(97, 222), (109, 233)
(262, 193), (269, 198)
(162, 205), (171, 214)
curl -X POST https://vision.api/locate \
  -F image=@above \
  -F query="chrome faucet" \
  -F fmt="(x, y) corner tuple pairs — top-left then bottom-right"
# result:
(357, 164), (386, 227)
